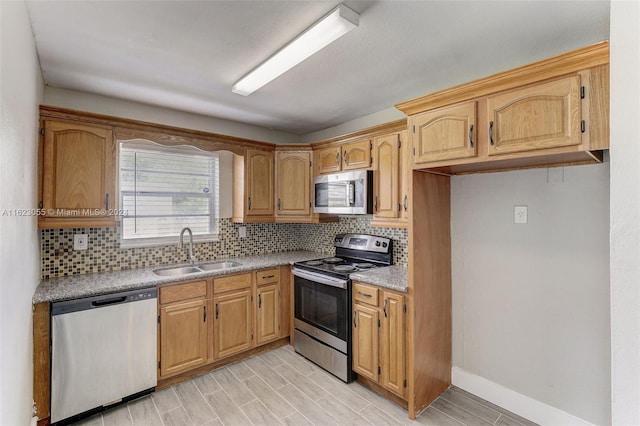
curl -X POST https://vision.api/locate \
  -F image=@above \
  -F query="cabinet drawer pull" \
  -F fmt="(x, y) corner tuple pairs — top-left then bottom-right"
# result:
(215, 303), (219, 319)
(344, 151), (349, 165)
(383, 299), (388, 318)
(105, 193), (109, 210)
(469, 124), (474, 148)
(489, 121), (494, 146)
(258, 294), (262, 308)
(403, 195), (408, 212)
(248, 197), (252, 210)
(262, 275), (275, 279)
(374, 196), (378, 212)
(203, 305), (207, 322)
(335, 152), (340, 167)
(353, 311), (357, 328)
(358, 291), (372, 298)
(277, 198), (281, 210)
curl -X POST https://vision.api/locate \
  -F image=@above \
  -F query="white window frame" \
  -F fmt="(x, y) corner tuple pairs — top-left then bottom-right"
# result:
(118, 139), (220, 248)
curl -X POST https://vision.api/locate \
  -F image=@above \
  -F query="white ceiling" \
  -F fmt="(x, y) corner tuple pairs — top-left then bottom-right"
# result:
(26, 1), (610, 135)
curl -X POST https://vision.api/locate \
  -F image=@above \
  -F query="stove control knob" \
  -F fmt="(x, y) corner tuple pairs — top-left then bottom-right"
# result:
(375, 241), (381, 247)
(382, 242), (388, 248)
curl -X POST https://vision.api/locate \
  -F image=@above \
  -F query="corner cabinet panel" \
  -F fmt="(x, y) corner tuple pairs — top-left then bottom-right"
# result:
(411, 101), (477, 165)
(487, 75), (582, 156)
(246, 149), (274, 217)
(381, 292), (405, 398)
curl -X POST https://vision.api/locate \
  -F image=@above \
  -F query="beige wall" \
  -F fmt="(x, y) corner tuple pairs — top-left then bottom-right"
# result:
(0, 1), (45, 425)
(451, 164), (611, 424)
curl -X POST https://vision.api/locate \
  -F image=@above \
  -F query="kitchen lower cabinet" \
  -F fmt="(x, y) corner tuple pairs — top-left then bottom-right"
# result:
(158, 280), (209, 378)
(352, 304), (379, 382)
(213, 289), (253, 359)
(352, 282), (406, 398)
(256, 283), (279, 345)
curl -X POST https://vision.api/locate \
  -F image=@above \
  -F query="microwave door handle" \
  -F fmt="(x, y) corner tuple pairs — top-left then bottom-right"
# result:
(347, 182), (355, 206)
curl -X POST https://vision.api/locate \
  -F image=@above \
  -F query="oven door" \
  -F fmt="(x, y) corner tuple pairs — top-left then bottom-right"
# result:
(293, 268), (349, 352)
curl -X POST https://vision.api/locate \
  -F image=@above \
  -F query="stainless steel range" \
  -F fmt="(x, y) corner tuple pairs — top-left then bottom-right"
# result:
(292, 233), (393, 382)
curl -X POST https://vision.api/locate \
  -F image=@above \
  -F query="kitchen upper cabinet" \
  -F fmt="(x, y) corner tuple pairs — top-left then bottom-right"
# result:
(487, 75), (582, 156)
(316, 146), (342, 174)
(158, 280), (209, 378)
(39, 119), (117, 229)
(352, 282), (406, 398)
(233, 149), (274, 223)
(315, 139), (372, 175)
(410, 101), (477, 166)
(371, 130), (409, 228)
(398, 43), (609, 177)
(342, 139), (372, 170)
(275, 151), (311, 218)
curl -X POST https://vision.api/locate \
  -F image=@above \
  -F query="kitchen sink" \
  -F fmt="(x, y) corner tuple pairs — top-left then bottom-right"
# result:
(153, 266), (201, 276)
(197, 261), (242, 271)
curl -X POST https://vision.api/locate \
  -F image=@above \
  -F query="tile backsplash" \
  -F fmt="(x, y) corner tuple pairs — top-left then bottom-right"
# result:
(40, 216), (408, 279)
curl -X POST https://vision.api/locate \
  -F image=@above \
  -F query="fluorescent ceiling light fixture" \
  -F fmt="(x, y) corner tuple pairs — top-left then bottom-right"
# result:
(232, 4), (359, 96)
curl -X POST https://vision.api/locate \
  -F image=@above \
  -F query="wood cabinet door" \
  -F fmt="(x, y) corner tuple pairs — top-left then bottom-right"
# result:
(276, 151), (311, 217)
(213, 289), (253, 359)
(42, 120), (115, 216)
(316, 146), (342, 174)
(373, 134), (400, 219)
(246, 149), (274, 217)
(411, 101), (477, 165)
(399, 130), (410, 220)
(159, 299), (208, 378)
(256, 284), (279, 345)
(343, 139), (371, 170)
(381, 292), (405, 398)
(353, 304), (379, 382)
(487, 75), (582, 156)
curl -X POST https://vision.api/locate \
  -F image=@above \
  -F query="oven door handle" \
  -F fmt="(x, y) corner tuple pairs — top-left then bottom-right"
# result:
(292, 268), (348, 289)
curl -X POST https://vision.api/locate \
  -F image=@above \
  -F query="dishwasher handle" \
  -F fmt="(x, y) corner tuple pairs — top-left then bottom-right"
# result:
(91, 296), (127, 307)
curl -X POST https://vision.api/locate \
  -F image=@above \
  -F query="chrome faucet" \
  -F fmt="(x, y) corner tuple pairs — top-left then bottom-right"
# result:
(178, 227), (196, 265)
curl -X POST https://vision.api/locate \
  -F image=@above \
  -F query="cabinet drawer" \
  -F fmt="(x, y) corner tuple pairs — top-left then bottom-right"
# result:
(159, 280), (207, 305)
(354, 283), (379, 306)
(213, 273), (252, 294)
(256, 268), (280, 286)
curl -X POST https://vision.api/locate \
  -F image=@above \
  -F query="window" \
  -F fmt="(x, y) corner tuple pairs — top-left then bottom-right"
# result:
(119, 140), (219, 246)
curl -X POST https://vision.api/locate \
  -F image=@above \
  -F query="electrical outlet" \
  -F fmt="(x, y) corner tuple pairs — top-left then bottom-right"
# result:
(514, 206), (528, 224)
(238, 226), (247, 238)
(73, 234), (88, 250)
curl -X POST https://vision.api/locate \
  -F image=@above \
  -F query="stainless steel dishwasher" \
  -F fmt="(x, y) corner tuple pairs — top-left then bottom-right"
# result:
(51, 287), (157, 425)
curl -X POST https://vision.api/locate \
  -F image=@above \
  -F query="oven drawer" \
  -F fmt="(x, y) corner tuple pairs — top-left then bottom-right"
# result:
(213, 273), (251, 294)
(354, 283), (379, 306)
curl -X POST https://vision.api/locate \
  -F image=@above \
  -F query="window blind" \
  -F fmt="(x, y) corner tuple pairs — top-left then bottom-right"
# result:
(119, 140), (219, 245)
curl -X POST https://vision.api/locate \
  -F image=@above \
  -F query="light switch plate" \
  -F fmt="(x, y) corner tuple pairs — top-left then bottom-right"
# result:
(514, 206), (528, 224)
(73, 234), (88, 250)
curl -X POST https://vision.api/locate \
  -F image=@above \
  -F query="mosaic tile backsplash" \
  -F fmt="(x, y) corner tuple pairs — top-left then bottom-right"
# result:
(40, 216), (408, 279)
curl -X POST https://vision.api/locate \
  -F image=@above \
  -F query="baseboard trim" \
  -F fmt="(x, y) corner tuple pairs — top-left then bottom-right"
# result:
(451, 367), (595, 426)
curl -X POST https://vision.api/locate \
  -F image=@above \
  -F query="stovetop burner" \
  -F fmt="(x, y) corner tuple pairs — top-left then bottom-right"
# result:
(354, 262), (374, 269)
(333, 265), (356, 272)
(305, 260), (323, 266)
(323, 257), (344, 264)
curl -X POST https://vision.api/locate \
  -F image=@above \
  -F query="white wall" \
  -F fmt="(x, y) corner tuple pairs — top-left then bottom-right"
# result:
(450, 164), (611, 425)
(0, 1), (45, 425)
(609, 1), (640, 424)
(44, 87), (300, 145)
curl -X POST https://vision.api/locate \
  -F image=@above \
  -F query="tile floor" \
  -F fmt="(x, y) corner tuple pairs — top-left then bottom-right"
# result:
(73, 345), (538, 426)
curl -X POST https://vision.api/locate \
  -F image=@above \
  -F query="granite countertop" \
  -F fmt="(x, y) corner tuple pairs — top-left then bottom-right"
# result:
(349, 265), (408, 293)
(33, 251), (322, 304)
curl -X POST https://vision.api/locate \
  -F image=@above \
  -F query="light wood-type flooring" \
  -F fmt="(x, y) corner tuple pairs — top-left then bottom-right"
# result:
(73, 345), (537, 426)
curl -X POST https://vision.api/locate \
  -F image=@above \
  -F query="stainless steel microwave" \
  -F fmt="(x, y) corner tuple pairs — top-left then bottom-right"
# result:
(313, 170), (373, 214)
